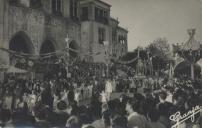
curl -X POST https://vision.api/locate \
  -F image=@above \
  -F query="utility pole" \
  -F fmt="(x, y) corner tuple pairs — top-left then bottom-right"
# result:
(65, 34), (70, 77)
(104, 41), (109, 77)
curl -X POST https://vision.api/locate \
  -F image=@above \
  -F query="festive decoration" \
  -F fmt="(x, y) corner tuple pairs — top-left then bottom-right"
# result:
(174, 29), (201, 79)
(0, 43), (143, 67)
(28, 60), (34, 67)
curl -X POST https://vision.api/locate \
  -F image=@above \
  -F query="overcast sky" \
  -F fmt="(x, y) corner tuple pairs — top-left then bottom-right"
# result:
(103, 0), (202, 51)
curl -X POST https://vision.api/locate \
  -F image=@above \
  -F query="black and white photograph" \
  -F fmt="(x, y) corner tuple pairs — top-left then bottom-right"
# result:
(0, 0), (202, 127)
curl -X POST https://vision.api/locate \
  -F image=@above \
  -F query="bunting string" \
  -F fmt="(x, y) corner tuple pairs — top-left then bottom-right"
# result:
(112, 57), (139, 65)
(0, 47), (144, 65)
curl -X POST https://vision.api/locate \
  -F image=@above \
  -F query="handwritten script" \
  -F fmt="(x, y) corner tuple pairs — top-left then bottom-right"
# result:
(169, 105), (201, 128)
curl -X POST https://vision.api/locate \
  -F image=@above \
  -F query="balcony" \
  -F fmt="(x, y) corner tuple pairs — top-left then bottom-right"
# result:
(95, 17), (109, 25)
(9, 0), (42, 9)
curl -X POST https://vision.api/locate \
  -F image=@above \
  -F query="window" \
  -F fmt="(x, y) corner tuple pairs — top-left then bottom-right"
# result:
(119, 35), (126, 44)
(81, 7), (89, 21)
(99, 9), (103, 19)
(74, 1), (78, 18)
(70, 0), (73, 17)
(30, 0), (41, 8)
(103, 11), (108, 23)
(9, 0), (41, 8)
(21, 0), (30, 7)
(52, 0), (62, 15)
(98, 28), (105, 44)
(9, 0), (18, 5)
(112, 29), (117, 41)
(118, 35), (121, 43)
(95, 7), (99, 20)
(70, 0), (78, 19)
(95, 7), (108, 24)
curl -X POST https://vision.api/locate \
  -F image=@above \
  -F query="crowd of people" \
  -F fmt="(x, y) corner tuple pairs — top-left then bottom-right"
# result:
(0, 62), (202, 128)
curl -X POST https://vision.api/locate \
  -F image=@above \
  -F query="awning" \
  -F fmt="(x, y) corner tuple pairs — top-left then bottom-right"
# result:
(0, 65), (8, 71)
(7, 66), (28, 73)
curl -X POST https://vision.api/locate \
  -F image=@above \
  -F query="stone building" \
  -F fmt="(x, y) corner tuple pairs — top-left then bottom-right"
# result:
(0, 0), (128, 71)
(79, 0), (128, 62)
(109, 17), (128, 59)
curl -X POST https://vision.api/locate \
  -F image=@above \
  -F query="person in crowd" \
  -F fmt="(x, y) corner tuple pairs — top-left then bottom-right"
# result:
(74, 89), (80, 105)
(105, 78), (112, 101)
(100, 90), (107, 104)
(68, 88), (75, 104)
(126, 98), (150, 128)
(51, 100), (70, 127)
(91, 112), (105, 128)
(91, 96), (102, 120)
(80, 113), (92, 128)
(2, 90), (13, 110)
(28, 90), (37, 113)
(0, 62), (202, 128)
(129, 77), (135, 93)
(0, 109), (14, 127)
(70, 100), (79, 116)
(165, 87), (173, 103)
(147, 108), (166, 128)
(88, 83), (93, 99)
(61, 89), (69, 102)
(66, 115), (80, 128)
(34, 106), (50, 128)
(101, 103), (111, 128)
(158, 101), (173, 128)
(112, 116), (128, 128)
(156, 91), (173, 112)
(41, 85), (53, 108)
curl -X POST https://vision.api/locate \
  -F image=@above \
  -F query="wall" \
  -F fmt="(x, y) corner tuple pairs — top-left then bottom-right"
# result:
(117, 28), (128, 58)
(0, 1), (81, 67)
(0, 0), (128, 67)
(80, 21), (91, 60)
(63, 0), (71, 18)
(92, 22), (110, 62)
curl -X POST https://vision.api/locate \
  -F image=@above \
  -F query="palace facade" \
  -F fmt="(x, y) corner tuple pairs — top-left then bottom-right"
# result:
(0, 0), (128, 68)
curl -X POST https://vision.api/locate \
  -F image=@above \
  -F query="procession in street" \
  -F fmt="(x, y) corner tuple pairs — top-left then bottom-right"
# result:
(0, 0), (202, 128)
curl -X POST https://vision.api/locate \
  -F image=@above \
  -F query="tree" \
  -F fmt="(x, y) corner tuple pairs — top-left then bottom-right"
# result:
(147, 37), (172, 73)
(120, 47), (148, 68)
(148, 37), (170, 58)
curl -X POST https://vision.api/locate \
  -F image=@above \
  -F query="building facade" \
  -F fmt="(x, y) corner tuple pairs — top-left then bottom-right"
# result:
(0, 0), (128, 69)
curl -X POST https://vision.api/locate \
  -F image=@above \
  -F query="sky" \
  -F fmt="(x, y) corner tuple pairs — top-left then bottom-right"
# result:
(103, 0), (202, 51)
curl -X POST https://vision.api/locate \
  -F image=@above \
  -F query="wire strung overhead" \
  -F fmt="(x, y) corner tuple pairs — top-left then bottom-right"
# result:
(112, 57), (139, 65)
(0, 47), (146, 65)
(0, 47), (101, 59)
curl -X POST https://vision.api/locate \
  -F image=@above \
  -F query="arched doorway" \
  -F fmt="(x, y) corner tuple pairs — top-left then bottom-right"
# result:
(69, 40), (78, 58)
(9, 32), (34, 54)
(40, 40), (56, 55)
(9, 32), (34, 69)
(174, 60), (201, 79)
(38, 40), (59, 79)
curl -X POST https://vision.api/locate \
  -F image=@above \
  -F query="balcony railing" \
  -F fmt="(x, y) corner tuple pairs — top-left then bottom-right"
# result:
(95, 17), (109, 24)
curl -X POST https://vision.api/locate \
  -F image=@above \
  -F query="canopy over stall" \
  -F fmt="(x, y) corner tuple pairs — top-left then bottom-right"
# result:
(7, 66), (28, 73)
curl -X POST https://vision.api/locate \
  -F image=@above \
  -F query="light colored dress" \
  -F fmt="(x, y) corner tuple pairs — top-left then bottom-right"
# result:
(74, 91), (80, 103)
(100, 92), (107, 103)
(3, 95), (13, 110)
